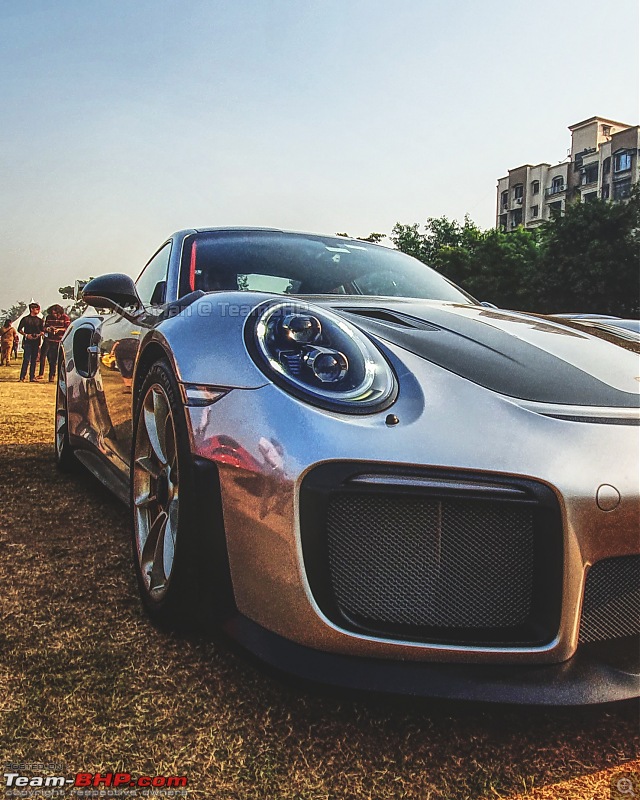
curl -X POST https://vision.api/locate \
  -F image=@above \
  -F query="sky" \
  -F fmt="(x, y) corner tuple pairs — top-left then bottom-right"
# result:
(0, 0), (638, 312)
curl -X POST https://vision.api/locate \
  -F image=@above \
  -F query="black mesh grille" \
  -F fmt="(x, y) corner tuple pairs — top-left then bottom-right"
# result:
(326, 493), (535, 629)
(579, 556), (640, 644)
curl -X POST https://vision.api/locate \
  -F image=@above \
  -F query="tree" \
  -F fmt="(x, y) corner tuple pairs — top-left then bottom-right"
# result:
(347, 195), (639, 317)
(59, 280), (92, 320)
(533, 192), (640, 316)
(0, 300), (27, 322)
(358, 232), (386, 244)
(391, 216), (541, 310)
(466, 226), (540, 309)
(388, 223), (430, 262)
(336, 232), (387, 244)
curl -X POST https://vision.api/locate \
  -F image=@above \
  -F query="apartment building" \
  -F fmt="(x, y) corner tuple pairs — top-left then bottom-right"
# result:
(496, 116), (640, 231)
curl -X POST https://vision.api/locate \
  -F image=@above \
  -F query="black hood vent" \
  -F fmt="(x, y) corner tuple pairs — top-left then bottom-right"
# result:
(339, 307), (439, 331)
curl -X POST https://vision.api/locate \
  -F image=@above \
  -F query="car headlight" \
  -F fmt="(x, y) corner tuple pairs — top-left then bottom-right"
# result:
(246, 300), (397, 413)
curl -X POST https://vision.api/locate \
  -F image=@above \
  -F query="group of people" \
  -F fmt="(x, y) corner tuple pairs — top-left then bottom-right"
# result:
(0, 302), (71, 382)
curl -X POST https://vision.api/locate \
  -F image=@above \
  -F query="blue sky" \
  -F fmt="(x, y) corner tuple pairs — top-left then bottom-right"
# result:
(0, 0), (638, 309)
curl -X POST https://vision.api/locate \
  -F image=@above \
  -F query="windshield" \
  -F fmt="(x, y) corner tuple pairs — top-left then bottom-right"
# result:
(179, 230), (474, 304)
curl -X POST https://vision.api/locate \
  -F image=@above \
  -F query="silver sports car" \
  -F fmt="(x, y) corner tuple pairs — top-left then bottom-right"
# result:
(55, 228), (640, 704)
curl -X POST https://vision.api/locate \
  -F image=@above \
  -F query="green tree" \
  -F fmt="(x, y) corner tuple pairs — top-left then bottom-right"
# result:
(59, 280), (92, 320)
(389, 222), (431, 262)
(533, 192), (640, 316)
(391, 216), (540, 310)
(467, 226), (540, 309)
(358, 232), (385, 244)
(0, 300), (27, 322)
(336, 232), (387, 244)
(350, 195), (639, 317)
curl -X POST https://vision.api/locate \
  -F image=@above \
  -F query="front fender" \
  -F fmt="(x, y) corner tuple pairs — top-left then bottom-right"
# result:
(138, 292), (274, 389)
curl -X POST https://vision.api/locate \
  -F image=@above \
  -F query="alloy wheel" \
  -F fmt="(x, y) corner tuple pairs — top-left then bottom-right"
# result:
(55, 360), (68, 459)
(133, 383), (179, 601)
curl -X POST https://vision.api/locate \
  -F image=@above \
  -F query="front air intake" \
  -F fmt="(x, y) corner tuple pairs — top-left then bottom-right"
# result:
(326, 493), (534, 629)
(579, 556), (640, 644)
(300, 464), (563, 647)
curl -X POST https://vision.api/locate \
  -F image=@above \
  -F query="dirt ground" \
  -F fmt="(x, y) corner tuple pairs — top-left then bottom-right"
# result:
(0, 358), (638, 800)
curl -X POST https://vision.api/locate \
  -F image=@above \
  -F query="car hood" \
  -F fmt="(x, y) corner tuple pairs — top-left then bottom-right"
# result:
(316, 298), (640, 408)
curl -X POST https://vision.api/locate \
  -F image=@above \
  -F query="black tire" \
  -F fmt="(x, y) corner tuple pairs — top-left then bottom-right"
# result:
(54, 355), (78, 472)
(131, 359), (215, 629)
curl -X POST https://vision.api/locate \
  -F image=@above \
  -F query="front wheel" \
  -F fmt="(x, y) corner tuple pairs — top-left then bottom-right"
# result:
(54, 355), (77, 471)
(131, 360), (205, 628)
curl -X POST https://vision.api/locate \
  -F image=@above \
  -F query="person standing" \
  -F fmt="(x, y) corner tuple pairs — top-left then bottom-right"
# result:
(1, 319), (18, 366)
(38, 304), (70, 381)
(17, 303), (44, 382)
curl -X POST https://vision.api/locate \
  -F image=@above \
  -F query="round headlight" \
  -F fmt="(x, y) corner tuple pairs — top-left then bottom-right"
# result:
(247, 300), (397, 413)
(281, 314), (321, 344)
(303, 346), (349, 383)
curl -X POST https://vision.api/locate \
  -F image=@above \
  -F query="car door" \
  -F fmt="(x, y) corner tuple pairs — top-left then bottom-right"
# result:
(98, 242), (172, 467)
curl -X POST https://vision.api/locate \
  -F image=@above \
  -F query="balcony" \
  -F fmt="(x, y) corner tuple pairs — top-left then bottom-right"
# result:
(545, 184), (566, 197)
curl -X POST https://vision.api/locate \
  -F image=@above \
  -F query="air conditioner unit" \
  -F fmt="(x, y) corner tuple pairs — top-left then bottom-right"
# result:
(515, 197), (523, 205)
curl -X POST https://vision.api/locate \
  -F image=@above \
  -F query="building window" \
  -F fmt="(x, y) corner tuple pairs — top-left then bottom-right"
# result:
(614, 151), (632, 173)
(603, 157), (611, 176)
(531, 205), (539, 218)
(602, 124), (612, 137)
(581, 163), (598, 185)
(549, 201), (563, 218)
(510, 208), (523, 227)
(613, 179), (632, 200)
(501, 190), (508, 209)
(531, 180), (540, 194)
(499, 214), (508, 231)
(601, 184), (610, 200)
(513, 184), (523, 202)
(584, 192), (597, 203)
(546, 176), (566, 196)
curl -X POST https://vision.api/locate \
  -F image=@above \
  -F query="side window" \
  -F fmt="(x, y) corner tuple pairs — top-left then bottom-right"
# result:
(136, 243), (171, 305)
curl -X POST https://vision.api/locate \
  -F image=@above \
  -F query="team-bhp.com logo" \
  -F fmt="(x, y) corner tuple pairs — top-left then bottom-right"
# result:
(4, 771), (188, 794)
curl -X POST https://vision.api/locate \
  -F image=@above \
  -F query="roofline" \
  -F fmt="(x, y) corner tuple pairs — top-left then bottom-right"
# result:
(568, 116), (633, 131)
(171, 227), (389, 247)
(194, 226), (286, 234)
(497, 162), (555, 181)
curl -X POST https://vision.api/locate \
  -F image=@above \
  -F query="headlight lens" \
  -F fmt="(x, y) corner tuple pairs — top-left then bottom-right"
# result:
(248, 300), (397, 413)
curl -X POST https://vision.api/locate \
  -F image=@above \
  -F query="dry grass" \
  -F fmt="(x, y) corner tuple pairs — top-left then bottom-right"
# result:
(0, 358), (638, 799)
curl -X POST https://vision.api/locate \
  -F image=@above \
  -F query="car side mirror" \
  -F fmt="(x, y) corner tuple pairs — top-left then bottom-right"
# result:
(83, 274), (142, 319)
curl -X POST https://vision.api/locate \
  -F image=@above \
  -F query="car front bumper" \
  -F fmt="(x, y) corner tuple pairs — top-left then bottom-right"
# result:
(185, 345), (640, 701)
(225, 614), (639, 705)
